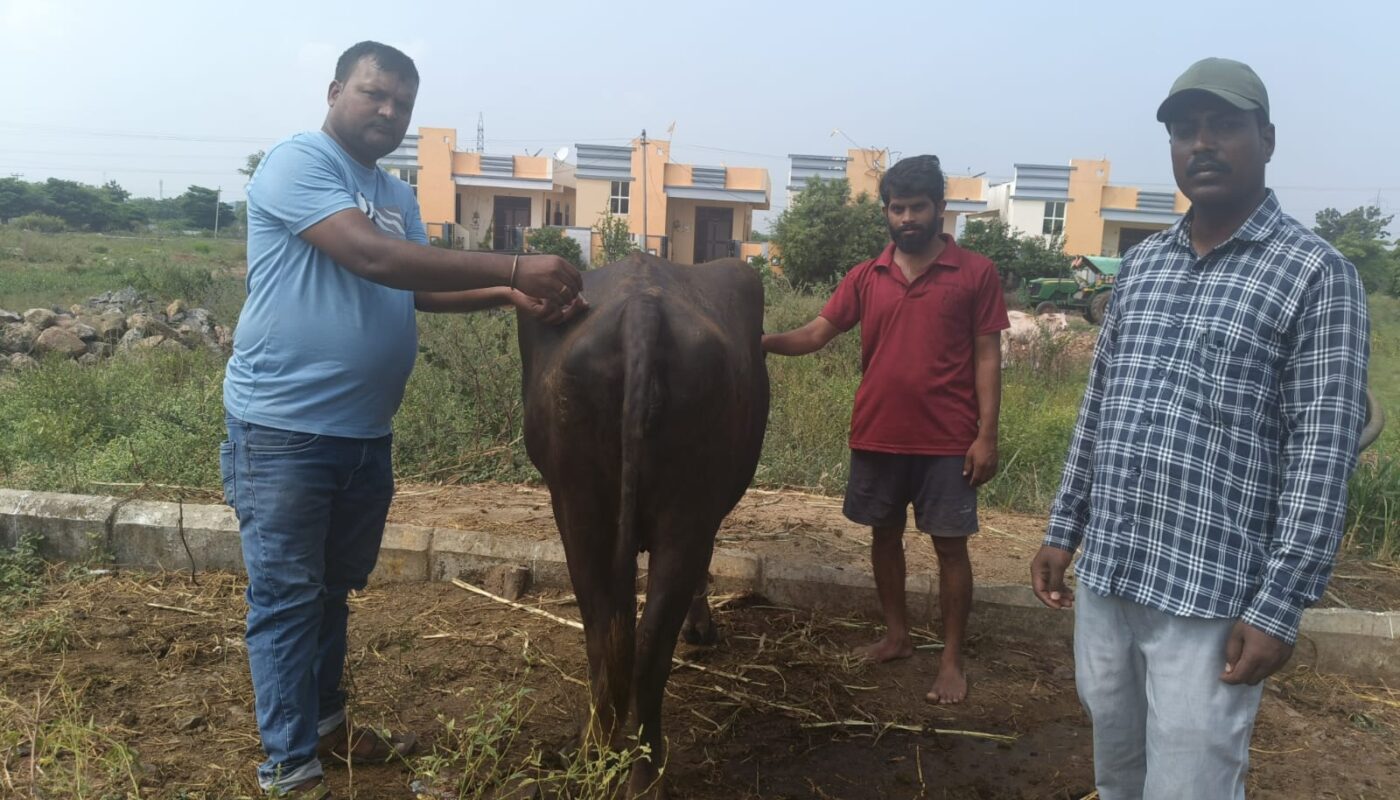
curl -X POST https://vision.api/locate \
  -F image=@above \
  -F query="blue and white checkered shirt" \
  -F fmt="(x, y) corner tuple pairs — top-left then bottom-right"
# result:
(1045, 190), (1370, 644)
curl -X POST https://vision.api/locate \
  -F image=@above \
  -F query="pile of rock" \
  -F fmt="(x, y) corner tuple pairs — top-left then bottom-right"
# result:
(0, 288), (232, 371)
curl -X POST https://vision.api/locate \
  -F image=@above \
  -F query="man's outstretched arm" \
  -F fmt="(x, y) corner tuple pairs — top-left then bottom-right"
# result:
(762, 317), (841, 356)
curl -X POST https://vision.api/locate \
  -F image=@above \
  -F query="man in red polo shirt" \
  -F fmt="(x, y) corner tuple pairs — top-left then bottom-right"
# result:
(764, 155), (1008, 703)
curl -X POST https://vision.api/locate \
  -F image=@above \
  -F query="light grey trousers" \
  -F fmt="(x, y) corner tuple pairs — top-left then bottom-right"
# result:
(1075, 587), (1266, 800)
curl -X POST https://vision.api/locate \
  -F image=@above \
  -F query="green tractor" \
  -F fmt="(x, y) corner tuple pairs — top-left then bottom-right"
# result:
(1026, 255), (1120, 324)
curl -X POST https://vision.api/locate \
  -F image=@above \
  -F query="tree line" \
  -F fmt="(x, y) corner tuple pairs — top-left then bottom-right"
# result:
(770, 177), (1400, 298)
(0, 177), (238, 234)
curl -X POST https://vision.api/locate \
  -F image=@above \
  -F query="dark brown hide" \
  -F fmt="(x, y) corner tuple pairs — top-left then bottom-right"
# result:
(517, 253), (770, 795)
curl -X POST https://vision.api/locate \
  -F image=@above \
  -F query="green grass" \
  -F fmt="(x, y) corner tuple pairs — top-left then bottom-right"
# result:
(3, 607), (79, 655)
(0, 534), (46, 612)
(0, 230), (1396, 562)
(756, 290), (862, 492)
(1344, 293), (1400, 559)
(410, 688), (654, 799)
(0, 350), (227, 493)
(1363, 293), (1400, 453)
(0, 227), (247, 323)
(0, 676), (142, 799)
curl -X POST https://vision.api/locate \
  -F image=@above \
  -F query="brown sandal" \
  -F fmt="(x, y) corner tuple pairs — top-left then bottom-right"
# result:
(318, 727), (419, 765)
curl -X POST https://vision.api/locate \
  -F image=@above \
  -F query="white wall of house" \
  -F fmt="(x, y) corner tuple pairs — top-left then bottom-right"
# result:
(983, 183), (1012, 218)
(1007, 198), (1050, 239)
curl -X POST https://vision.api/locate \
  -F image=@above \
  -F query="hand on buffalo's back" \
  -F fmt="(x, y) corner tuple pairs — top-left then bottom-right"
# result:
(511, 289), (588, 325)
(514, 255), (584, 308)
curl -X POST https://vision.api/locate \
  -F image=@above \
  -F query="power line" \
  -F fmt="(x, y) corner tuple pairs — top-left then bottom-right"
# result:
(0, 121), (275, 144)
(0, 163), (242, 176)
(0, 149), (246, 162)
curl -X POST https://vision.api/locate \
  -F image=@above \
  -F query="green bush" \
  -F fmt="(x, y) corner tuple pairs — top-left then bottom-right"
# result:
(958, 218), (1068, 288)
(10, 213), (67, 234)
(772, 178), (886, 286)
(593, 213), (636, 266)
(525, 227), (585, 268)
(121, 257), (215, 303)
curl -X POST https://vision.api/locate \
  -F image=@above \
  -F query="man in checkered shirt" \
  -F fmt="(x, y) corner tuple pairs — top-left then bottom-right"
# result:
(1031, 58), (1370, 799)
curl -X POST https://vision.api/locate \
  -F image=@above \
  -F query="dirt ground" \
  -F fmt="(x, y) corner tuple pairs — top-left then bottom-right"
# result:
(2, 483), (1398, 799)
(2, 569), (1397, 800)
(387, 483), (1400, 612)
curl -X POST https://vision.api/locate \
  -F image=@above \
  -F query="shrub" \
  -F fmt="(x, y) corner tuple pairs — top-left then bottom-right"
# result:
(593, 213), (636, 266)
(121, 257), (215, 302)
(958, 219), (1068, 289)
(771, 178), (886, 286)
(10, 213), (67, 234)
(525, 227), (585, 268)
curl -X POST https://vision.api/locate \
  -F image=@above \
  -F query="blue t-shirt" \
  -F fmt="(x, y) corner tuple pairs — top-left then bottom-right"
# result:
(223, 131), (427, 439)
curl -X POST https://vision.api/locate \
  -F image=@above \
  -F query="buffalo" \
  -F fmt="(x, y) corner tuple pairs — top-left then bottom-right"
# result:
(517, 253), (770, 796)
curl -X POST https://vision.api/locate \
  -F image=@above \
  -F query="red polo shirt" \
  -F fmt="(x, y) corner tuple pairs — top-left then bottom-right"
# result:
(820, 236), (1009, 455)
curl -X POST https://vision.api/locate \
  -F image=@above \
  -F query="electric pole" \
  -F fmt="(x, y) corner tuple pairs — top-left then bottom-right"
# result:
(213, 187), (221, 239)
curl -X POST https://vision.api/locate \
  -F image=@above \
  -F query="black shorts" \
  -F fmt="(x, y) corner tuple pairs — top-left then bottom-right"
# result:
(843, 450), (978, 537)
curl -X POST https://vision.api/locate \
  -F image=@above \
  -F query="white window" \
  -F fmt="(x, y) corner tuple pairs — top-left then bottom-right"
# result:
(1043, 200), (1065, 236)
(609, 180), (630, 215)
(396, 168), (419, 198)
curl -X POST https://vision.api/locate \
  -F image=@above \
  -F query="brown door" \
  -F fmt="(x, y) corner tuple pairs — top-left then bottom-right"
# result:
(493, 196), (531, 251)
(693, 206), (734, 264)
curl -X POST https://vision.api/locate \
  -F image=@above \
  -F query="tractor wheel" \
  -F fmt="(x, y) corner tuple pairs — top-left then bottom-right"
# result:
(1034, 301), (1059, 316)
(1088, 291), (1112, 325)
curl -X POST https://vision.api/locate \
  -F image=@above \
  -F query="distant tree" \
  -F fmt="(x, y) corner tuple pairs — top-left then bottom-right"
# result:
(593, 212), (637, 265)
(957, 218), (1068, 288)
(37, 178), (137, 231)
(0, 177), (39, 223)
(749, 228), (772, 243)
(127, 196), (184, 227)
(526, 226), (585, 268)
(238, 150), (266, 179)
(100, 180), (131, 203)
(1314, 205), (1391, 243)
(1313, 205), (1396, 295)
(178, 185), (237, 230)
(771, 177), (886, 286)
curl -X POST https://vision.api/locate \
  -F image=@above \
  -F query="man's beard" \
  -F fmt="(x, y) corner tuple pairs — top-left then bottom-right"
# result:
(889, 222), (937, 254)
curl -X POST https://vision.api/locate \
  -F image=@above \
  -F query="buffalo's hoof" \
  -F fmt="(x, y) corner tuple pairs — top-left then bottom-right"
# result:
(681, 619), (718, 646)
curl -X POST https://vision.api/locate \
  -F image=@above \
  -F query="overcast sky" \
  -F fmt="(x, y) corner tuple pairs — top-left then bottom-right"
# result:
(3, 0), (1396, 232)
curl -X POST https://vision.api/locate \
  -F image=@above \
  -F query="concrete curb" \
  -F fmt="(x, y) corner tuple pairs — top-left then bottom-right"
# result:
(2, 488), (1395, 681)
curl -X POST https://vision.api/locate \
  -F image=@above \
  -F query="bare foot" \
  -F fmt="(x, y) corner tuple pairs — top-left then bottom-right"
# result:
(855, 633), (914, 663)
(925, 660), (968, 704)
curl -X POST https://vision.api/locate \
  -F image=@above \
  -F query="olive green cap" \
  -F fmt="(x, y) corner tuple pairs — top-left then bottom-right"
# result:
(1156, 57), (1269, 122)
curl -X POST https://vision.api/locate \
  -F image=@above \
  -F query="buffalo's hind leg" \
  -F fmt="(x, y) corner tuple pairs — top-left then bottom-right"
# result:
(628, 517), (719, 798)
(680, 576), (717, 646)
(552, 493), (635, 757)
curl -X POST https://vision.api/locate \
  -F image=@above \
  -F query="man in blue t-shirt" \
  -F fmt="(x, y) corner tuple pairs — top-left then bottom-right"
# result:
(221, 41), (584, 797)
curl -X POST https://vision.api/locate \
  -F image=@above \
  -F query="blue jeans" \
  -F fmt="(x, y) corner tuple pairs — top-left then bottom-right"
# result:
(1074, 587), (1265, 800)
(221, 416), (394, 792)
